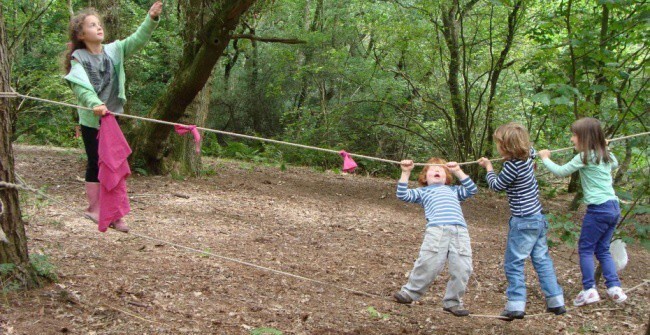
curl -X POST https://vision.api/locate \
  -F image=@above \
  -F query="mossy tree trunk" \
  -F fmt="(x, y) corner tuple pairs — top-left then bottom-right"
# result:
(166, 77), (212, 177)
(132, 0), (256, 175)
(0, 5), (43, 289)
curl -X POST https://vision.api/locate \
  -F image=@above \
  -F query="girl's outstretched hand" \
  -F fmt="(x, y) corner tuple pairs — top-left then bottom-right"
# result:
(149, 1), (163, 19)
(538, 149), (551, 160)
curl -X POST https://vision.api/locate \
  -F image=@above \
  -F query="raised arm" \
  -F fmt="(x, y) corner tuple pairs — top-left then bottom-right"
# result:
(447, 162), (477, 200)
(118, 2), (162, 58)
(396, 160), (422, 204)
(478, 158), (517, 192)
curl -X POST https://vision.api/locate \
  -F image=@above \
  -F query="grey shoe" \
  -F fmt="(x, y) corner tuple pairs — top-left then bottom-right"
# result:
(393, 291), (413, 304)
(443, 305), (470, 317)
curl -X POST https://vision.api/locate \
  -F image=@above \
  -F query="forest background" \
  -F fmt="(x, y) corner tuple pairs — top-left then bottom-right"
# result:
(3, 0), (648, 249)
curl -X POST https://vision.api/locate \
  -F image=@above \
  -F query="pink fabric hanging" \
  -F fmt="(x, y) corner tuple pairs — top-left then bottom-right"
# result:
(174, 124), (202, 154)
(97, 113), (131, 232)
(339, 150), (358, 173)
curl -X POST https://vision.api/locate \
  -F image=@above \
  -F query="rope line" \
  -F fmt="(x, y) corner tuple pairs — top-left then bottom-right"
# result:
(1, 91), (648, 167)
(128, 231), (386, 300)
(1, 179), (387, 300)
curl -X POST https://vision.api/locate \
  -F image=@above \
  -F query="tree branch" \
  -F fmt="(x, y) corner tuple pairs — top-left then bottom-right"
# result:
(231, 34), (306, 44)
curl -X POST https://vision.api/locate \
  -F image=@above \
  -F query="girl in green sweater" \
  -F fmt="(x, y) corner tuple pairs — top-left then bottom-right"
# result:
(538, 117), (627, 307)
(63, 2), (162, 232)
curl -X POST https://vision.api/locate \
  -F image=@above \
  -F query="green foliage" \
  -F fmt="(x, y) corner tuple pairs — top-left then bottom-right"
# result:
(547, 213), (580, 248)
(0, 262), (21, 293)
(615, 182), (650, 251)
(30, 253), (58, 282)
(250, 328), (282, 335)
(366, 306), (389, 320)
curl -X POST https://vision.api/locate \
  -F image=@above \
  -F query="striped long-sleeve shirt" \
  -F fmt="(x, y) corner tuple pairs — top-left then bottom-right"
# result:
(486, 149), (542, 217)
(396, 177), (478, 228)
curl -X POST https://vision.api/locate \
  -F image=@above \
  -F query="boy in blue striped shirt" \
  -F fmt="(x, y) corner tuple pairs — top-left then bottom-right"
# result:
(478, 122), (565, 320)
(393, 157), (477, 317)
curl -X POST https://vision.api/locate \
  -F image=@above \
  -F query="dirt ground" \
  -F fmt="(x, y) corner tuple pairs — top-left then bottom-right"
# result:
(1, 145), (648, 335)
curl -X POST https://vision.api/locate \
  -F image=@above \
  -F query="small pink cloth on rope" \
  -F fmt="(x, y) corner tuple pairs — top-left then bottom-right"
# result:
(174, 124), (202, 154)
(339, 150), (358, 173)
(97, 113), (131, 233)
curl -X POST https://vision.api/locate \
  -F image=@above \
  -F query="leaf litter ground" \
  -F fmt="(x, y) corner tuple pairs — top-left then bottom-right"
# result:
(1, 145), (648, 334)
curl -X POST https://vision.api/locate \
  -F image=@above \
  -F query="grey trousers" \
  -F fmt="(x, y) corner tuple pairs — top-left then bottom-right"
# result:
(401, 225), (473, 308)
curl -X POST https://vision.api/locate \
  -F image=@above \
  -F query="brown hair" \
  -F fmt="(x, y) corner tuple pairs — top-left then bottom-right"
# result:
(571, 117), (611, 165)
(62, 9), (102, 74)
(418, 157), (453, 186)
(493, 122), (531, 160)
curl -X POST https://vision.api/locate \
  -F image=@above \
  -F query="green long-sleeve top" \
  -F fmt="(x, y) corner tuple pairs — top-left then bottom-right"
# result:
(64, 15), (159, 129)
(541, 152), (618, 205)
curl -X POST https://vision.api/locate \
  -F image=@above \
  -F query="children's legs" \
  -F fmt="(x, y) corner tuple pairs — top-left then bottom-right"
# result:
(80, 125), (99, 183)
(504, 215), (542, 312)
(442, 226), (472, 309)
(81, 125), (100, 222)
(401, 226), (449, 301)
(593, 200), (622, 289)
(530, 216), (564, 308)
(579, 201), (621, 290)
(84, 182), (100, 222)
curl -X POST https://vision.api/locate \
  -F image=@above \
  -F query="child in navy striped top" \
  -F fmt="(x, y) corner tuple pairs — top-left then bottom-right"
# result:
(478, 122), (565, 320)
(393, 157), (477, 317)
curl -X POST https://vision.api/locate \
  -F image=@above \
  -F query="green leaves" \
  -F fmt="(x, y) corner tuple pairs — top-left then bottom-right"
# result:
(367, 306), (389, 320)
(250, 328), (283, 335)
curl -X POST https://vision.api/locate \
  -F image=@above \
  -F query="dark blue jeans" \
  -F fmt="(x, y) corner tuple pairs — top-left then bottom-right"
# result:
(579, 199), (621, 290)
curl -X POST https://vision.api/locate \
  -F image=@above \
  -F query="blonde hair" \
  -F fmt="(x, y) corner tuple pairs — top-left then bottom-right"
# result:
(493, 122), (531, 160)
(418, 157), (452, 186)
(62, 9), (102, 73)
(571, 117), (611, 165)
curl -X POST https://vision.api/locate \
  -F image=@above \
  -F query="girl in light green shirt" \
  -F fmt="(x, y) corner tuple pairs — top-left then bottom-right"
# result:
(538, 117), (627, 307)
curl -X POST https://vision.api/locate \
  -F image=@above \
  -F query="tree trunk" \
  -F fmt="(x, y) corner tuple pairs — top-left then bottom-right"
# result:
(0, 5), (42, 289)
(132, 0), (256, 174)
(482, 1), (523, 160)
(613, 140), (632, 185)
(564, 0), (579, 119)
(593, 4), (609, 107)
(441, 1), (472, 162)
(294, 0), (322, 110)
(166, 78), (212, 176)
(569, 178), (583, 210)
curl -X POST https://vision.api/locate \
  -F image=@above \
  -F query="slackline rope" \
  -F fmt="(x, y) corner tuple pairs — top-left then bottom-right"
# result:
(1, 91), (648, 167)
(2, 178), (648, 320)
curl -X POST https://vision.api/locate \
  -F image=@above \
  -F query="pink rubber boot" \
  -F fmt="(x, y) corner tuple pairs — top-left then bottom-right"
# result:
(84, 182), (100, 223)
(110, 219), (130, 233)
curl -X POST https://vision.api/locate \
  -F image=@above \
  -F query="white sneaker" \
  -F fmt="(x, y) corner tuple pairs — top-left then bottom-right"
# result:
(573, 288), (600, 306)
(606, 286), (627, 303)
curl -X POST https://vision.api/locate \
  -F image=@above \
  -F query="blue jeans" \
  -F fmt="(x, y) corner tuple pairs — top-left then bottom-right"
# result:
(504, 213), (564, 312)
(579, 199), (621, 290)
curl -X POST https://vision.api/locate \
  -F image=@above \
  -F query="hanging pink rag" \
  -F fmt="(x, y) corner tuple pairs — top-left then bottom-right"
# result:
(339, 150), (358, 173)
(97, 113), (131, 232)
(174, 124), (202, 154)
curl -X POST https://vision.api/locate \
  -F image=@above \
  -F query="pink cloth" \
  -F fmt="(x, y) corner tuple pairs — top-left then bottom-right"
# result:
(174, 124), (202, 154)
(97, 114), (131, 232)
(339, 150), (358, 173)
